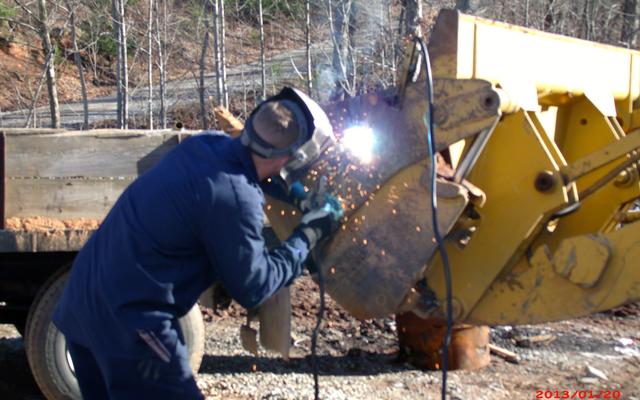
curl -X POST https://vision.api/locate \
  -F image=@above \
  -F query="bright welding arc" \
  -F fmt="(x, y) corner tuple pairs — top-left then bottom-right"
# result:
(341, 125), (376, 164)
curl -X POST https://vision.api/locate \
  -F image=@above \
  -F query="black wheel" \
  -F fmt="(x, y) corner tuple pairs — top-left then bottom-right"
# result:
(25, 268), (206, 400)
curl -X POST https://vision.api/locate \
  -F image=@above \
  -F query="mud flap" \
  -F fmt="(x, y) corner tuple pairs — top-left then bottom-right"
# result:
(240, 312), (259, 356)
(258, 287), (291, 360)
(239, 288), (292, 360)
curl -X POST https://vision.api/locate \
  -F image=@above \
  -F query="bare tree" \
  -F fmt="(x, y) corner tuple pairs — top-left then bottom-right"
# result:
(544, 0), (556, 32)
(219, 0), (228, 107)
(211, 0), (223, 105)
(148, 0), (154, 129)
(305, 0), (312, 94)
(154, 0), (167, 128)
(583, 0), (597, 40)
(111, 0), (126, 128)
(404, 0), (423, 37)
(65, 0), (88, 129)
(330, 0), (358, 99)
(621, 0), (638, 47)
(258, 0), (266, 100)
(119, 0), (128, 128)
(199, 0), (210, 129)
(36, 0), (61, 128)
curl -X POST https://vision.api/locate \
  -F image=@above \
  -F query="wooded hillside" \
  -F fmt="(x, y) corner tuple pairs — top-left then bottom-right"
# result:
(0, 0), (639, 129)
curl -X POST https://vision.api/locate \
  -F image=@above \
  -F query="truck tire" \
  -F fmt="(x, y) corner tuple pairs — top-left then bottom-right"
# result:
(25, 268), (206, 400)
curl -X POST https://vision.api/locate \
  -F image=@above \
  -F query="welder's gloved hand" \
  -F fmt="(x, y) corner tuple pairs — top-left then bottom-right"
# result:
(295, 198), (344, 250)
(289, 177), (334, 213)
(289, 181), (313, 212)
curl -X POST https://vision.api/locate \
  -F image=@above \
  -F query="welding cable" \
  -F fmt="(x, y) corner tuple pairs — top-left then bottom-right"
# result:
(413, 36), (454, 400)
(310, 257), (325, 400)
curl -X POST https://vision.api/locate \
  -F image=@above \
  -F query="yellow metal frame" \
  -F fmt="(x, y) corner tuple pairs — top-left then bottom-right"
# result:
(423, 11), (640, 325)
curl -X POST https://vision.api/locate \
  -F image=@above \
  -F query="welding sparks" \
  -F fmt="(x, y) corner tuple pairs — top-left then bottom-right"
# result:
(341, 125), (375, 164)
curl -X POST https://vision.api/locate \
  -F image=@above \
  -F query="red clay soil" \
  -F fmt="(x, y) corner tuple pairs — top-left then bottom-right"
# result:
(4, 216), (100, 231)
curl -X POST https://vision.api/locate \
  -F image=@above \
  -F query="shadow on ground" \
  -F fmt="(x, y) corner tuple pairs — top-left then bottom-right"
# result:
(200, 351), (415, 376)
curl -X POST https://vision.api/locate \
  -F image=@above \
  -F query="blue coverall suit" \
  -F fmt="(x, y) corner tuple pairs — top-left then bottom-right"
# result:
(52, 133), (311, 399)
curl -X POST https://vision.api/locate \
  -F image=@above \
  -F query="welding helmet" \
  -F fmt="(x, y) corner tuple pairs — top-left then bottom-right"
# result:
(240, 87), (336, 184)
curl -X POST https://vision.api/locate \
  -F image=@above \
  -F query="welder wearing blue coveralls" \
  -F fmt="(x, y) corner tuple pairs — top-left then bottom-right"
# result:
(52, 87), (339, 399)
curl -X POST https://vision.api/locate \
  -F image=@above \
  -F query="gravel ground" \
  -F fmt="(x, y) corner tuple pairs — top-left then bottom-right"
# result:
(1, 276), (639, 400)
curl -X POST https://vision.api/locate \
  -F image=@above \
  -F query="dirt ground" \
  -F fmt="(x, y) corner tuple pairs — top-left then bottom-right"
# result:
(1, 275), (639, 400)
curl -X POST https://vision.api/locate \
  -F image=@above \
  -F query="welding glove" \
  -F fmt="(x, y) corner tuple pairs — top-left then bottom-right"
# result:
(289, 177), (331, 213)
(295, 197), (344, 250)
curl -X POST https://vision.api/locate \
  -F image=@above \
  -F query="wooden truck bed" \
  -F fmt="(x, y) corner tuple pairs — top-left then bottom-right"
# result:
(0, 129), (187, 253)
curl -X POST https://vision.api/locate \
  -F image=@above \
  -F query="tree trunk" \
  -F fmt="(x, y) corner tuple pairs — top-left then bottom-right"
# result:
(25, 58), (49, 128)
(544, 0), (555, 32)
(154, 0), (167, 129)
(37, 0), (61, 128)
(348, 1), (357, 93)
(404, 0), (422, 37)
(331, 0), (356, 99)
(119, 0), (128, 129)
(199, 1), (210, 129)
(621, 0), (638, 47)
(388, 0), (397, 87)
(305, 0), (312, 94)
(212, 0), (223, 105)
(524, 0), (530, 26)
(65, 0), (88, 129)
(148, 0), (154, 129)
(111, 0), (123, 128)
(580, 0), (596, 40)
(258, 0), (266, 100)
(219, 0), (228, 108)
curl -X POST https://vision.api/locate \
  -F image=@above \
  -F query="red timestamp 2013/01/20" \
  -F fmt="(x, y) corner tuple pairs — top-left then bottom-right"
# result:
(535, 390), (622, 399)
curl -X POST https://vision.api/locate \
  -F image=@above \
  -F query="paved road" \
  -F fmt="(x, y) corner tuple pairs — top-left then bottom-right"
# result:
(0, 45), (333, 129)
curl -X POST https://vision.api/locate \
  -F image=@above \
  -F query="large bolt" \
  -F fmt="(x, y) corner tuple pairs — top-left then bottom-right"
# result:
(614, 168), (637, 187)
(534, 171), (556, 192)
